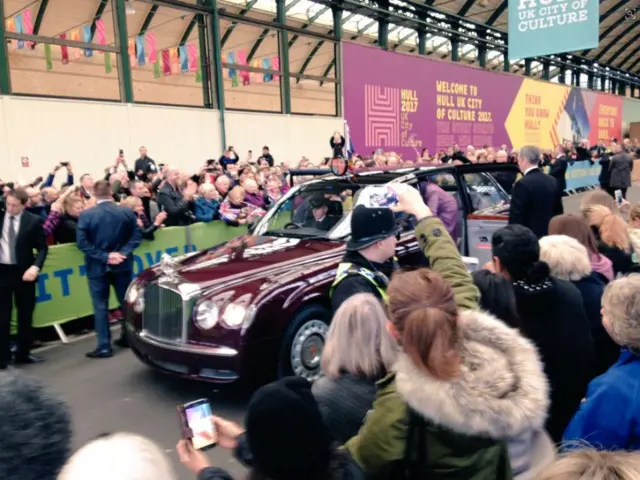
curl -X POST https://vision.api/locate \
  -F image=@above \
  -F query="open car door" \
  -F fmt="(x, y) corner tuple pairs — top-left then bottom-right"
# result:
(456, 163), (520, 266)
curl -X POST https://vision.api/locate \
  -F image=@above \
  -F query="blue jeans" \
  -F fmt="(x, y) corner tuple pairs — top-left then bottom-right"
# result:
(88, 270), (132, 351)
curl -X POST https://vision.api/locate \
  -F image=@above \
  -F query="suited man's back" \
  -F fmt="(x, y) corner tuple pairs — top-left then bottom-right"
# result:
(509, 168), (562, 238)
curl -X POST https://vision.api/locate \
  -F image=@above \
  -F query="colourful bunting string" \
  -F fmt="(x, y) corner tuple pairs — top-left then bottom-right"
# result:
(147, 33), (157, 63)
(22, 10), (34, 48)
(195, 60), (202, 83)
(95, 19), (106, 46)
(231, 74), (239, 87)
(188, 43), (198, 72)
(60, 33), (69, 64)
(70, 29), (81, 60)
(227, 52), (237, 79)
(237, 49), (247, 66)
(262, 58), (272, 83)
(272, 56), (280, 81)
(170, 48), (179, 74)
(153, 58), (161, 78)
(15, 14), (24, 49)
(44, 44), (53, 70)
(179, 45), (188, 73)
(252, 60), (262, 84)
(104, 52), (112, 74)
(136, 36), (146, 67)
(83, 26), (93, 57)
(6, 17), (15, 32)
(162, 49), (171, 76)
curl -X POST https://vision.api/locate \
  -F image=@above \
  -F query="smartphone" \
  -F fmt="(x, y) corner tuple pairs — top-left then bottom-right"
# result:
(60, 162), (69, 167)
(158, 163), (165, 169)
(206, 159), (216, 166)
(178, 399), (217, 451)
(614, 189), (623, 205)
(361, 186), (399, 208)
(462, 256), (479, 273)
(119, 149), (124, 156)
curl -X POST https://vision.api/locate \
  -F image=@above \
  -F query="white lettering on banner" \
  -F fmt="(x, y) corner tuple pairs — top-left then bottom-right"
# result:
(516, 0), (590, 32)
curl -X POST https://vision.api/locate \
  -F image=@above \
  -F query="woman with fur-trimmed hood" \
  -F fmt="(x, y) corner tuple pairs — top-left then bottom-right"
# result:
(345, 185), (550, 479)
(563, 274), (640, 450)
(540, 235), (620, 376)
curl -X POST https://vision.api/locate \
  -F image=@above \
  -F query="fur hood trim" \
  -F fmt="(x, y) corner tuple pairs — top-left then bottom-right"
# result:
(539, 235), (592, 282)
(394, 309), (549, 439)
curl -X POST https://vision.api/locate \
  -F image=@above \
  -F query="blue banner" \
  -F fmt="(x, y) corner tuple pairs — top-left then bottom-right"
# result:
(564, 159), (601, 191)
(508, 0), (599, 60)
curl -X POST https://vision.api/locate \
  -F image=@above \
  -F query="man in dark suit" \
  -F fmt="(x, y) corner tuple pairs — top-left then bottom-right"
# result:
(549, 144), (569, 193)
(77, 180), (141, 359)
(509, 145), (563, 239)
(0, 189), (48, 369)
(305, 195), (339, 231)
(156, 166), (196, 226)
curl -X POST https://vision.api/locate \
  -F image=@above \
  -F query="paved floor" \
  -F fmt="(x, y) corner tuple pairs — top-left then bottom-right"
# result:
(17, 187), (640, 480)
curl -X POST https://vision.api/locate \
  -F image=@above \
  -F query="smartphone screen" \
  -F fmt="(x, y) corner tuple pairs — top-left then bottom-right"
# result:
(615, 189), (623, 205)
(359, 186), (399, 208)
(180, 399), (216, 450)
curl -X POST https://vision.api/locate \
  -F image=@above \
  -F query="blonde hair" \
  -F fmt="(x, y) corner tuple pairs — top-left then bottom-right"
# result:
(581, 190), (619, 214)
(537, 449), (640, 480)
(629, 202), (640, 223)
(62, 195), (84, 215)
(120, 196), (140, 211)
(321, 294), (397, 379)
(602, 274), (640, 349)
(58, 432), (177, 480)
(583, 205), (630, 251)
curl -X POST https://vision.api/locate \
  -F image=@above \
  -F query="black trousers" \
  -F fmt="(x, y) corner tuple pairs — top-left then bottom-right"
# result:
(606, 187), (627, 200)
(0, 264), (36, 366)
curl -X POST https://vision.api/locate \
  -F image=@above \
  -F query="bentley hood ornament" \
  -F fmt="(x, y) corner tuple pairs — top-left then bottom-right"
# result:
(158, 253), (180, 282)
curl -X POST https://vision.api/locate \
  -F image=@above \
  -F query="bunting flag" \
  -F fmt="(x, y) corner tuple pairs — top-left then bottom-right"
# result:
(22, 10), (34, 48)
(236, 48), (250, 85)
(60, 33), (69, 65)
(252, 60), (262, 84)
(95, 19), (106, 46)
(187, 43), (198, 72)
(236, 49), (247, 66)
(15, 14), (24, 49)
(147, 33), (157, 63)
(162, 49), (171, 76)
(83, 26), (93, 57)
(136, 36), (145, 66)
(262, 58), (273, 83)
(153, 57), (161, 78)
(195, 60), (202, 83)
(231, 74), (239, 87)
(179, 45), (188, 73)
(128, 37), (136, 68)
(104, 52), (112, 73)
(271, 56), (280, 81)
(170, 48), (180, 74)
(70, 29), (81, 60)
(44, 44), (53, 70)
(6, 17), (16, 32)
(226, 52), (237, 79)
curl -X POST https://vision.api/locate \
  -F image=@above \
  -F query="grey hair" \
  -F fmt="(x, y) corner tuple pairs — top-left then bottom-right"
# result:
(0, 370), (72, 480)
(519, 145), (541, 165)
(602, 274), (640, 349)
(321, 293), (398, 379)
(59, 433), (177, 480)
(538, 449), (640, 480)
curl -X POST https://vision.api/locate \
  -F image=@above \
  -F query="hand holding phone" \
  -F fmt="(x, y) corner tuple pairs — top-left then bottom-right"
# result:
(615, 189), (623, 206)
(178, 399), (217, 451)
(361, 186), (399, 208)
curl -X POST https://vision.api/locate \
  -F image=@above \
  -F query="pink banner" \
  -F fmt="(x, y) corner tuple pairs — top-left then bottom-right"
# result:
(272, 56), (280, 81)
(188, 43), (198, 72)
(236, 49), (247, 66)
(60, 33), (69, 64)
(95, 19), (106, 45)
(22, 10), (34, 48)
(162, 50), (171, 76)
(147, 33), (157, 63)
(70, 29), (82, 60)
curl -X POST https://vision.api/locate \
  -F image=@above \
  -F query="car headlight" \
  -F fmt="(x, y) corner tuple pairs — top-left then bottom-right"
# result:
(194, 300), (219, 330)
(221, 303), (247, 328)
(126, 283), (142, 303)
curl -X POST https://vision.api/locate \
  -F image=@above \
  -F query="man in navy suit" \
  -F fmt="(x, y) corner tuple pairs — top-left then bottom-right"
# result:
(77, 180), (141, 358)
(509, 145), (563, 239)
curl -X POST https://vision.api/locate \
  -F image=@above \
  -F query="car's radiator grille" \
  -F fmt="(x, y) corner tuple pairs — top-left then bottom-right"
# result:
(142, 284), (184, 343)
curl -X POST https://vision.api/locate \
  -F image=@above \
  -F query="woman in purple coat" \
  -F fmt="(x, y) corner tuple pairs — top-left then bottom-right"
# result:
(419, 181), (459, 238)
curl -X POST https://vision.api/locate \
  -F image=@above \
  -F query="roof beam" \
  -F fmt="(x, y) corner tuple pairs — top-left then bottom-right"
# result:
(32, 0), (49, 36)
(370, 23), (401, 44)
(139, 5), (159, 35)
(630, 55), (640, 73)
(179, 14), (198, 45)
(616, 45), (640, 70)
(594, 23), (639, 62)
(89, 0), (109, 40)
(581, 14), (628, 56)
(600, 0), (630, 24)
(486, 2), (507, 26)
(393, 30), (418, 50)
(457, 0), (477, 17)
(288, 6), (331, 48)
(220, 0), (260, 47)
(246, 0), (304, 63)
(605, 30), (640, 66)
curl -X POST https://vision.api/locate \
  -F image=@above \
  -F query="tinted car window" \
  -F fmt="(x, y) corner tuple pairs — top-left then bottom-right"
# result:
(463, 173), (508, 212)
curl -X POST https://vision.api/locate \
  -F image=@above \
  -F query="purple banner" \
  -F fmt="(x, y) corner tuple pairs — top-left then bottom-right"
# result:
(342, 43), (523, 159)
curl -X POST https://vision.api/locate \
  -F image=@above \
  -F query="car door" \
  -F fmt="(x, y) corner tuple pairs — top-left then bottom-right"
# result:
(457, 164), (520, 266)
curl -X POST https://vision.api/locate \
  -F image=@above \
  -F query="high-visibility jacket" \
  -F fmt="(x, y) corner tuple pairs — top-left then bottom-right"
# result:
(329, 262), (388, 303)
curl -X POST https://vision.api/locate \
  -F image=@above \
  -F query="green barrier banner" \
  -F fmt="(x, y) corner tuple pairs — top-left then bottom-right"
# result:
(15, 221), (247, 331)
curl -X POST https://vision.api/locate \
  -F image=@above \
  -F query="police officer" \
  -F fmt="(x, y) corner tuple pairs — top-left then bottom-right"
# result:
(330, 205), (401, 312)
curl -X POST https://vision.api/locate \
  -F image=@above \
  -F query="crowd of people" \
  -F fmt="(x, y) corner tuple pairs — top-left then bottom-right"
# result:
(1, 134), (640, 479)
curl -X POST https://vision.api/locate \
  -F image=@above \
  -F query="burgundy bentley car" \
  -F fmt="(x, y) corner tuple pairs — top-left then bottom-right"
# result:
(125, 163), (518, 383)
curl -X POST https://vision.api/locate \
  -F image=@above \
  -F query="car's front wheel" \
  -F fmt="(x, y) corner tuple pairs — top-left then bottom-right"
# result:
(278, 304), (330, 382)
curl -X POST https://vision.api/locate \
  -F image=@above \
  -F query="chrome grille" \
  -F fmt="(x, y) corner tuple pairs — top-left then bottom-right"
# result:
(142, 283), (184, 343)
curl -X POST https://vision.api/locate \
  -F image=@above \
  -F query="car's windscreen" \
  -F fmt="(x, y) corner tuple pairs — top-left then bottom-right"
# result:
(254, 180), (365, 240)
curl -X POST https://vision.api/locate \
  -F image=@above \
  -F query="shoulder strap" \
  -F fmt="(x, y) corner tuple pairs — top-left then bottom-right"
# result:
(403, 409), (427, 479)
